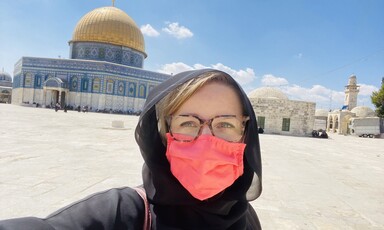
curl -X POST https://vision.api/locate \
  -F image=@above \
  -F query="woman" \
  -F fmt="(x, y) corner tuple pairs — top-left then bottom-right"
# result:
(0, 69), (262, 229)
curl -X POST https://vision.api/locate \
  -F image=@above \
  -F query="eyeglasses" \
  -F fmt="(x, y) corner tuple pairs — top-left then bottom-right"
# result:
(167, 115), (249, 142)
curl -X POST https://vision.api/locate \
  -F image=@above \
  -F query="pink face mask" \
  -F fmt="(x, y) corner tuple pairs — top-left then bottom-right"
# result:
(165, 133), (246, 201)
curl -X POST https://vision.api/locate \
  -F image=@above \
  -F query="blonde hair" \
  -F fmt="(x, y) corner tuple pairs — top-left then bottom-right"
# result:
(156, 72), (242, 141)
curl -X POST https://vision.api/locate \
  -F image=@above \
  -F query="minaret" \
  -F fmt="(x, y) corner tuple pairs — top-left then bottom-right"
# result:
(343, 75), (360, 110)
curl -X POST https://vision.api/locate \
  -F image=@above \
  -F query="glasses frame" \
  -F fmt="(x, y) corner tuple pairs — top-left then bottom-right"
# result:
(166, 114), (250, 142)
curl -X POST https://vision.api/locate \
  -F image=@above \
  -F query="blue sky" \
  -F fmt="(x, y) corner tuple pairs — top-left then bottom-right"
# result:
(1, 0), (383, 110)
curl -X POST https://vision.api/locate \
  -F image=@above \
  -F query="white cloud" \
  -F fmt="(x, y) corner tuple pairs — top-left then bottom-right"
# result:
(261, 74), (289, 86)
(211, 63), (255, 85)
(157, 62), (194, 75)
(309, 85), (332, 95)
(258, 74), (350, 109)
(279, 84), (345, 109)
(157, 64), (375, 110)
(359, 84), (378, 96)
(157, 62), (256, 86)
(140, 24), (160, 37)
(162, 22), (193, 39)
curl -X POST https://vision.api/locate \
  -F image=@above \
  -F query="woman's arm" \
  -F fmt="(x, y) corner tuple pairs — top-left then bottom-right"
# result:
(0, 187), (145, 230)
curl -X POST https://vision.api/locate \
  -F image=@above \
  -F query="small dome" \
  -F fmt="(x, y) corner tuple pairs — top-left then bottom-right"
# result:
(70, 6), (146, 56)
(350, 106), (375, 117)
(315, 109), (329, 117)
(0, 70), (12, 82)
(248, 87), (288, 100)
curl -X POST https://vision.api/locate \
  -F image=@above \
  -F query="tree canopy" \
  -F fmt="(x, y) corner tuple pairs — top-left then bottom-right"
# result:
(371, 80), (384, 118)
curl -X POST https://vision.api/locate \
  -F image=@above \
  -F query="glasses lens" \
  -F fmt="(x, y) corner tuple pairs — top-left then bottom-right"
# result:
(211, 116), (245, 142)
(169, 115), (247, 142)
(170, 116), (201, 141)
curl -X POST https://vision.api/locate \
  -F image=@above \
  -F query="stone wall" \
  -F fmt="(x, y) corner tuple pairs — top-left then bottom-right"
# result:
(250, 97), (316, 136)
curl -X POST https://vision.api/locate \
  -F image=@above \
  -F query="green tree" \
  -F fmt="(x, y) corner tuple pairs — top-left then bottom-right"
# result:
(371, 80), (384, 118)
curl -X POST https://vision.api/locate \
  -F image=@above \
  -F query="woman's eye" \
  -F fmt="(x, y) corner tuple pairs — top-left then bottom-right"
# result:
(215, 122), (235, 129)
(179, 121), (198, 128)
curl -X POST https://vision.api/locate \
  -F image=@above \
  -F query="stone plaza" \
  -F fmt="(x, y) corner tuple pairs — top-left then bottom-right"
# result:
(0, 104), (383, 229)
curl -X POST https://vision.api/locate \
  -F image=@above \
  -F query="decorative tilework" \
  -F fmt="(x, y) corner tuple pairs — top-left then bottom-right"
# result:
(12, 56), (170, 111)
(24, 73), (33, 88)
(12, 75), (21, 88)
(45, 78), (60, 88)
(138, 84), (146, 99)
(35, 75), (42, 88)
(128, 82), (136, 97)
(21, 57), (168, 82)
(92, 78), (101, 93)
(117, 81), (125, 96)
(81, 78), (89, 92)
(106, 80), (114, 94)
(71, 77), (78, 91)
(71, 42), (145, 68)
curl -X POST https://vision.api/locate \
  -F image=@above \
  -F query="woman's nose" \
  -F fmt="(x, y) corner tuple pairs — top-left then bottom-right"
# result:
(200, 125), (213, 135)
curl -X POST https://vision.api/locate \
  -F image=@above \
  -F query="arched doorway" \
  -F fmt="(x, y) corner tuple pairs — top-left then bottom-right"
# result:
(334, 116), (339, 133)
(0, 89), (12, 103)
(327, 116), (333, 132)
(43, 77), (69, 108)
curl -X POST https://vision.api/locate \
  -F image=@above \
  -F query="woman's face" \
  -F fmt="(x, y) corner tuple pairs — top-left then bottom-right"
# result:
(173, 81), (244, 136)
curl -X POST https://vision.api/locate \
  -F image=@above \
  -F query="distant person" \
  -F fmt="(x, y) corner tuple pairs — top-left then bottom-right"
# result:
(320, 130), (328, 138)
(0, 69), (263, 229)
(55, 102), (60, 112)
(258, 126), (264, 134)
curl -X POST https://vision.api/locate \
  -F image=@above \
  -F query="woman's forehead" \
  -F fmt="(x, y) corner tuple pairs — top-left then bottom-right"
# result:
(174, 82), (243, 118)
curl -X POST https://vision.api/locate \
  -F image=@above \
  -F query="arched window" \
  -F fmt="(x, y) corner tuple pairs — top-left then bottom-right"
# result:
(106, 80), (114, 94)
(34, 74), (42, 88)
(93, 78), (101, 93)
(81, 78), (89, 92)
(24, 73), (32, 87)
(334, 117), (339, 130)
(138, 84), (146, 98)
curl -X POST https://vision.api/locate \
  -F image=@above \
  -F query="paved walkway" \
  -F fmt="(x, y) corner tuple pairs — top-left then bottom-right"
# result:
(0, 104), (383, 229)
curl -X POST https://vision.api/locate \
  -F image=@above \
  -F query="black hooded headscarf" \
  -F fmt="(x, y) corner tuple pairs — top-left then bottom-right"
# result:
(135, 69), (262, 229)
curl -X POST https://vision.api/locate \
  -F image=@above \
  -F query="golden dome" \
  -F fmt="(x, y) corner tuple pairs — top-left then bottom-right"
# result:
(71, 6), (146, 56)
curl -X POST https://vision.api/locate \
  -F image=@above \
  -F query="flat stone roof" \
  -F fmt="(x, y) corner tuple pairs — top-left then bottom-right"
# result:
(0, 104), (383, 229)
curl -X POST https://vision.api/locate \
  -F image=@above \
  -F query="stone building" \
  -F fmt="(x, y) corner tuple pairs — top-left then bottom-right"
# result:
(327, 106), (377, 134)
(0, 70), (12, 103)
(11, 5), (170, 112)
(327, 75), (360, 134)
(326, 75), (382, 135)
(313, 109), (329, 131)
(248, 87), (316, 136)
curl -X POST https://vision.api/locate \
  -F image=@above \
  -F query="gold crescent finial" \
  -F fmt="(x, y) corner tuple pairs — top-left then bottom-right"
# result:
(112, 0), (115, 6)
